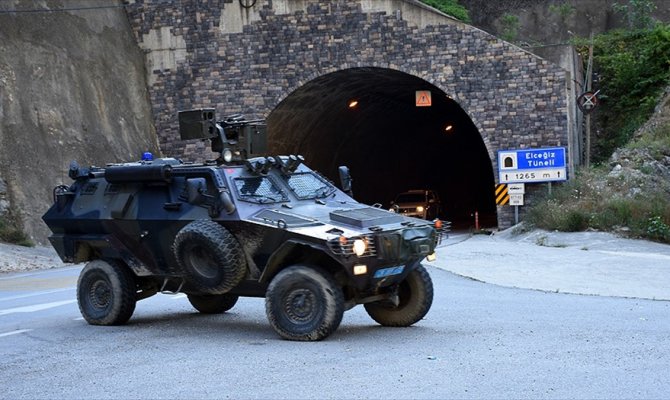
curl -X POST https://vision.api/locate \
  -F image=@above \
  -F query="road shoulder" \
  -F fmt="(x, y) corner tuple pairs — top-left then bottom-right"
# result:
(430, 229), (670, 301)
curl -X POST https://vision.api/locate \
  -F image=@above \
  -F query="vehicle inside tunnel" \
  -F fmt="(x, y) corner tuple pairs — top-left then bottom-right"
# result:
(266, 67), (497, 229)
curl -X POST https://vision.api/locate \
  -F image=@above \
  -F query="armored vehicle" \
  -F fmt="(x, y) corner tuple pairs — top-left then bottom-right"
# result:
(42, 109), (447, 341)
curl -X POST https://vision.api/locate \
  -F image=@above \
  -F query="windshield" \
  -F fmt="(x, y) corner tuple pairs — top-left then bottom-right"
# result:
(394, 193), (425, 204)
(233, 176), (287, 203)
(285, 172), (334, 200)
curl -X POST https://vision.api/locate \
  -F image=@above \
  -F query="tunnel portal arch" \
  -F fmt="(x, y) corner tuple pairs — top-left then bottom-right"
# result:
(125, 0), (571, 229)
(268, 67), (497, 227)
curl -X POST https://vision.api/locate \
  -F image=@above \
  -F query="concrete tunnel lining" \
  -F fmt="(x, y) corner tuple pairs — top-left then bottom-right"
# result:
(267, 67), (497, 227)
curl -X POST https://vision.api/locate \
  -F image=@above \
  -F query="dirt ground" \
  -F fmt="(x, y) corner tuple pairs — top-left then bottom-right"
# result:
(0, 242), (72, 274)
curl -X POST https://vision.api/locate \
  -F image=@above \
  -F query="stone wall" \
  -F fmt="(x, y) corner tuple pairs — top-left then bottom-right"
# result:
(0, 0), (159, 243)
(125, 0), (569, 162)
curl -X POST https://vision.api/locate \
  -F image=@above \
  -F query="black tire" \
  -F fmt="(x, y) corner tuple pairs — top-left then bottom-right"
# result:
(173, 220), (246, 294)
(364, 264), (433, 327)
(77, 259), (137, 326)
(187, 293), (239, 314)
(265, 265), (344, 341)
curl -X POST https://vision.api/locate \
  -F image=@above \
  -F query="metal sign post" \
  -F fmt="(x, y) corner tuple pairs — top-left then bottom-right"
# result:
(515, 206), (519, 225)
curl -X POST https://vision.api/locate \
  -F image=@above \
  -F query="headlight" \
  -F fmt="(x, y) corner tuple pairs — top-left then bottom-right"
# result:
(223, 148), (233, 163)
(353, 239), (366, 256)
(416, 206), (425, 212)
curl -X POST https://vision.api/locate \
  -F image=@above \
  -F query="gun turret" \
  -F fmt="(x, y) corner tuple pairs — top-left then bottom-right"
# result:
(178, 109), (267, 164)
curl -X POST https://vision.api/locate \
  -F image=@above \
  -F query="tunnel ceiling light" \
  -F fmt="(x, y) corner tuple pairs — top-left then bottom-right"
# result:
(348, 100), (359, 109)
(444, 124), (454, 133)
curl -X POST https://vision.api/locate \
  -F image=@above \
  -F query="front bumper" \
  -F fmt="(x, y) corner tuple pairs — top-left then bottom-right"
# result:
(330, 225), (439, 291)
(396, 208), (426, 218)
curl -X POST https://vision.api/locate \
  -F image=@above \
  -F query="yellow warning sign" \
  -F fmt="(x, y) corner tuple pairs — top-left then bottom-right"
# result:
(415, 90), (432, 107)
(495, 184), (509, 205)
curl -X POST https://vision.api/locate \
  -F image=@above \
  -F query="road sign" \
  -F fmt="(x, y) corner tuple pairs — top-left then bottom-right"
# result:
(509, 193), (524, 206)
(495, 184), (509, 205)
(498, 147), (567, 184)
(508, 183), (525, 194)
(415, 90), (432, 107)
(577, 90), (599, 114)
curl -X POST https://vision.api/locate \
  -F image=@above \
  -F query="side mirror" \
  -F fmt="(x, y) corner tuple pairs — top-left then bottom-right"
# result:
(338, 166), (353, 197)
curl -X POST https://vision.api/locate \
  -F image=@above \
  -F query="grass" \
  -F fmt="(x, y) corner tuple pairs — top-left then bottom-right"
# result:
(524, 123), (670, 244)
(627, 123), (670, 159)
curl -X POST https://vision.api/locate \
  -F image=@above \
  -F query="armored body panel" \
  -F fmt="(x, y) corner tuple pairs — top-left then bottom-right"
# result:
(42, 111), (447, 341)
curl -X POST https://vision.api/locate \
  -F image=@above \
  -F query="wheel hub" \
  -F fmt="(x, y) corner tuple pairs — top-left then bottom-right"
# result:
(284, 289), (316, 322)
(89, 280), (111, 309)
(189, 245), (219, 279)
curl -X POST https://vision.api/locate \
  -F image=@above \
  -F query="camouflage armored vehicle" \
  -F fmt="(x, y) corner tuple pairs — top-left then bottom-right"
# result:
(42, 109), (447, 341)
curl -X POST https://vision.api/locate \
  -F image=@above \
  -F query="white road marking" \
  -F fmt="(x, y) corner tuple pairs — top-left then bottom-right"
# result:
(0, 300), (77, 316)
(73, 317), (85, 321)
(0, 266), (82, 280)
(0, 329), (33, 338)
(170, 294), (187, 300)
(0, 287), (75, 302)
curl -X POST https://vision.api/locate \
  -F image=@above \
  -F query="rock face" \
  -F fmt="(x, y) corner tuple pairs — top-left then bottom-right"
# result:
(459, 0), (670, 44)
(607, 87), (670, 198)
(0, 1), (160, 244)
(0, 177), (8, 216)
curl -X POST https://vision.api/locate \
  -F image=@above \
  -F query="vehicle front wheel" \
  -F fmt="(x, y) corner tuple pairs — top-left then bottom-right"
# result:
(265, 265), (344, 341)
(364, 263), (433, 327)
(77, 259), (137, 325)
(187, 293), (239, 314)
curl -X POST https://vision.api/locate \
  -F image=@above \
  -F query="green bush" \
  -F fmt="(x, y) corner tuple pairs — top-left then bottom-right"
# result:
(500, 13), (519, 43)
(591, 198), (633, 228)
(526, 201), (590, 232)
(613, 0), (657, 30)
(549, 3), (575, 23)
(419, 0), (470, 23)
(524, 170), (670, 243)
(580, 24), (670, 162)
(560, 209), (591, 231)
(644, 216), (670, 242)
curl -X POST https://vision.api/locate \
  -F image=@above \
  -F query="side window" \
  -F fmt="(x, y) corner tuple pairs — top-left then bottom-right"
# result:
(284, 172), (334, 200)
(233, 177), (287, 203)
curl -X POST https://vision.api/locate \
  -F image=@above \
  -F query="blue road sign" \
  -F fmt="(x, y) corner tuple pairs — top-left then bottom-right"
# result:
(498, 147), (567, 184)
(515, 148), (566, 169)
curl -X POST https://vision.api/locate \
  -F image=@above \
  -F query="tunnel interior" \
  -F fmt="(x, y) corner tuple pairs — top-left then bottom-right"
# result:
(267, 67), (497, 228)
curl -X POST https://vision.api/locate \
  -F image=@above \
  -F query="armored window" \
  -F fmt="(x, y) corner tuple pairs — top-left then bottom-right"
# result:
(284, 172), (334, 200)
(81, 182), (99, 195)
(233, 176), (287, 203)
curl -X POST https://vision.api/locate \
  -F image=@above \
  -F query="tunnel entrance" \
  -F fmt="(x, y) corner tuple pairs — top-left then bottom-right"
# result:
(267, 67), (496, 229)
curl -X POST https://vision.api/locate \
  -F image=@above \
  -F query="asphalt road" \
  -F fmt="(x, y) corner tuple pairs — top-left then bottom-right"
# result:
(1, 265), (668, 399)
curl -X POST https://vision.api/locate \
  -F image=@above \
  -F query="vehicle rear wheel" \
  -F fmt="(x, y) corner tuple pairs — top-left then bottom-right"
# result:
(77, 259), (137, 325)
(265, 265), (344, 341)
(364, 264), (433, 327)
(173, 220), (246, 294)
(187, 293), (239, 314)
